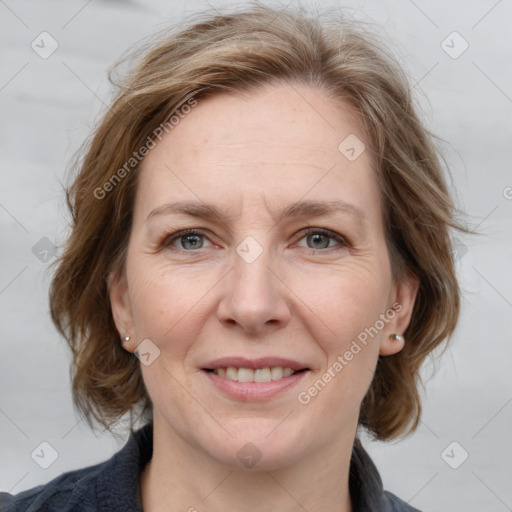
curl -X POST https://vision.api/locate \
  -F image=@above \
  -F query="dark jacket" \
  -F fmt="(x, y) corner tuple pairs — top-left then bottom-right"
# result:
(0, 423), (420, 511)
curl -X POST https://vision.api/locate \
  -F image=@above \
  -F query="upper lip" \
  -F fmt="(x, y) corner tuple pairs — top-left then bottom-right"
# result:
(202, 357), (309, 371)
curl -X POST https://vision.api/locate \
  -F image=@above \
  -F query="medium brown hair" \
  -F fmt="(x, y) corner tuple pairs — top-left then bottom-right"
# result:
(50, 2), (466, 439)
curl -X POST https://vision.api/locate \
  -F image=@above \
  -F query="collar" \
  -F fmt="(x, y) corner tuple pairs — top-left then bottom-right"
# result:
(96, 423), (152, 512)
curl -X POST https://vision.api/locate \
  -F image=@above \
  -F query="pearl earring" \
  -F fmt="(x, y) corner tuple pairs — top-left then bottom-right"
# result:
(390, 334), (404, 343)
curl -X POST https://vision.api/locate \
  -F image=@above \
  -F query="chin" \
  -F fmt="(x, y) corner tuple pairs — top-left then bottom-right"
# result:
(205, 427), (310, 471)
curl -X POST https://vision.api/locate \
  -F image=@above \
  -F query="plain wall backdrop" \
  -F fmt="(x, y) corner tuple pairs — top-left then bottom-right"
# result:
(1, 0), (511, 510)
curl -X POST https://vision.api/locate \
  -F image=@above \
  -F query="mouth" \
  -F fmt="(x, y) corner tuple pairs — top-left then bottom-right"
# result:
(200, 357), (311, 400)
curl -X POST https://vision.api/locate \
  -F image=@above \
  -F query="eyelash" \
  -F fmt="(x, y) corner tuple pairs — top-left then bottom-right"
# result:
(159, 227), (350, 254)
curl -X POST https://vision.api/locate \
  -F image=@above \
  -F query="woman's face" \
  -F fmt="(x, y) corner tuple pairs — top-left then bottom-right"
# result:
(110, 82), (417, 470)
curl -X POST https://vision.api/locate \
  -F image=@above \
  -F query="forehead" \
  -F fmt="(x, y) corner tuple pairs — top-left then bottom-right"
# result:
(135, 82), (380, 222)
(168, 83), (367, 162)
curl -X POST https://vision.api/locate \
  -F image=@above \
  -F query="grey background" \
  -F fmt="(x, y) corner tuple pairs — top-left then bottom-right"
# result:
(1, 0), (511, 510)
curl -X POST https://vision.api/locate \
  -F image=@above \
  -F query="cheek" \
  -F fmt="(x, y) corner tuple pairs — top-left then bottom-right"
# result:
(289, 257), (392, 342)
(127, 264), (211, 412)
(295, 276), (382, 433)
(289, 260), (389, 407)
(126, 258), (207, 346)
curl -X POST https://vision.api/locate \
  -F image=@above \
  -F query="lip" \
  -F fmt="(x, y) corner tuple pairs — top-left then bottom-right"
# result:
(201, 357), (309, 371)
(202, 368), (309, 401)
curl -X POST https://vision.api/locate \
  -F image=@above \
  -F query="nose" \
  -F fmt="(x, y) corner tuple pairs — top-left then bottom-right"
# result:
(216, 242), (292, 336)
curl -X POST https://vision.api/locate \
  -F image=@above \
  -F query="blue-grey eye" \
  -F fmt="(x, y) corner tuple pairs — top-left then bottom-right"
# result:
(296, 229), (346, 251)
(307, 233), (331, 249)
(180, 233), (204, 250)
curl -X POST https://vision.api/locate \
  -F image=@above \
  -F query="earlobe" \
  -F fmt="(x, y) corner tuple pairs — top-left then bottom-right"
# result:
(379, 273), (419, 356)
(379, 333), (405, 356)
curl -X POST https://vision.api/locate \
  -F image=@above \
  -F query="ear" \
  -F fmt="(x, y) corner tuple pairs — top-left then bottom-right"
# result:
(107, 270), (136, 353)
(379, 272), (419, 356)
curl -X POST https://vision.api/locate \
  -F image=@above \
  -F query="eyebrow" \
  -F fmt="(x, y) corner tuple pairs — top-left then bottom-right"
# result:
(146, 199), (366, 226)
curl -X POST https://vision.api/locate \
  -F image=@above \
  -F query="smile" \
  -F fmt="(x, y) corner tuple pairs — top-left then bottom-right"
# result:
(201, 357), (310, 400)
(202, 368), (309, 401)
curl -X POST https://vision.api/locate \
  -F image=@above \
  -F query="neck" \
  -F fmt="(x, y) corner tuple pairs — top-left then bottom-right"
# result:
(140, 418), (355, 512)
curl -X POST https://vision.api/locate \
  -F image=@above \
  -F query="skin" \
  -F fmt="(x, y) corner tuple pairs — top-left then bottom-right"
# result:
(109, 82), (418, 512)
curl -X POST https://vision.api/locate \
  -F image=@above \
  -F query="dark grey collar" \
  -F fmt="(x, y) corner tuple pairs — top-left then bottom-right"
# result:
(95, 423), (415, 512)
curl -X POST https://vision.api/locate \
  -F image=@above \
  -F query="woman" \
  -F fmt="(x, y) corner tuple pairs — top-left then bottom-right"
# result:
(0, 3), (465, 511)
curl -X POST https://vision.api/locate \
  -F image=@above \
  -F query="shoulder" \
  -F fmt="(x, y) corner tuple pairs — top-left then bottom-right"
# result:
(0, 423), (152, 512)
(382, 490), (422, 511)
(0, 461), (106, 512)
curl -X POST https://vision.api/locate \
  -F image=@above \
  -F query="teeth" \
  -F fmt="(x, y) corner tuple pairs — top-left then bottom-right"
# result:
(226, 367), (238, 380)
(271, 367), (283, 380)
(254, 368), (271, 382)
(238, 367), (254, 382)
(212, 366), (300, 382)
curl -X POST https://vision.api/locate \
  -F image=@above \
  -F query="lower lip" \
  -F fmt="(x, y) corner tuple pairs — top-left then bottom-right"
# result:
(202, 370), (309, 401)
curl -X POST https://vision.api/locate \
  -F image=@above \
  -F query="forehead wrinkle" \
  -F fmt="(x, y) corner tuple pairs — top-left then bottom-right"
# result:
(209, 161), (336, 172)
(146, 198), (367, 233)
(189, 142), (341, 161)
